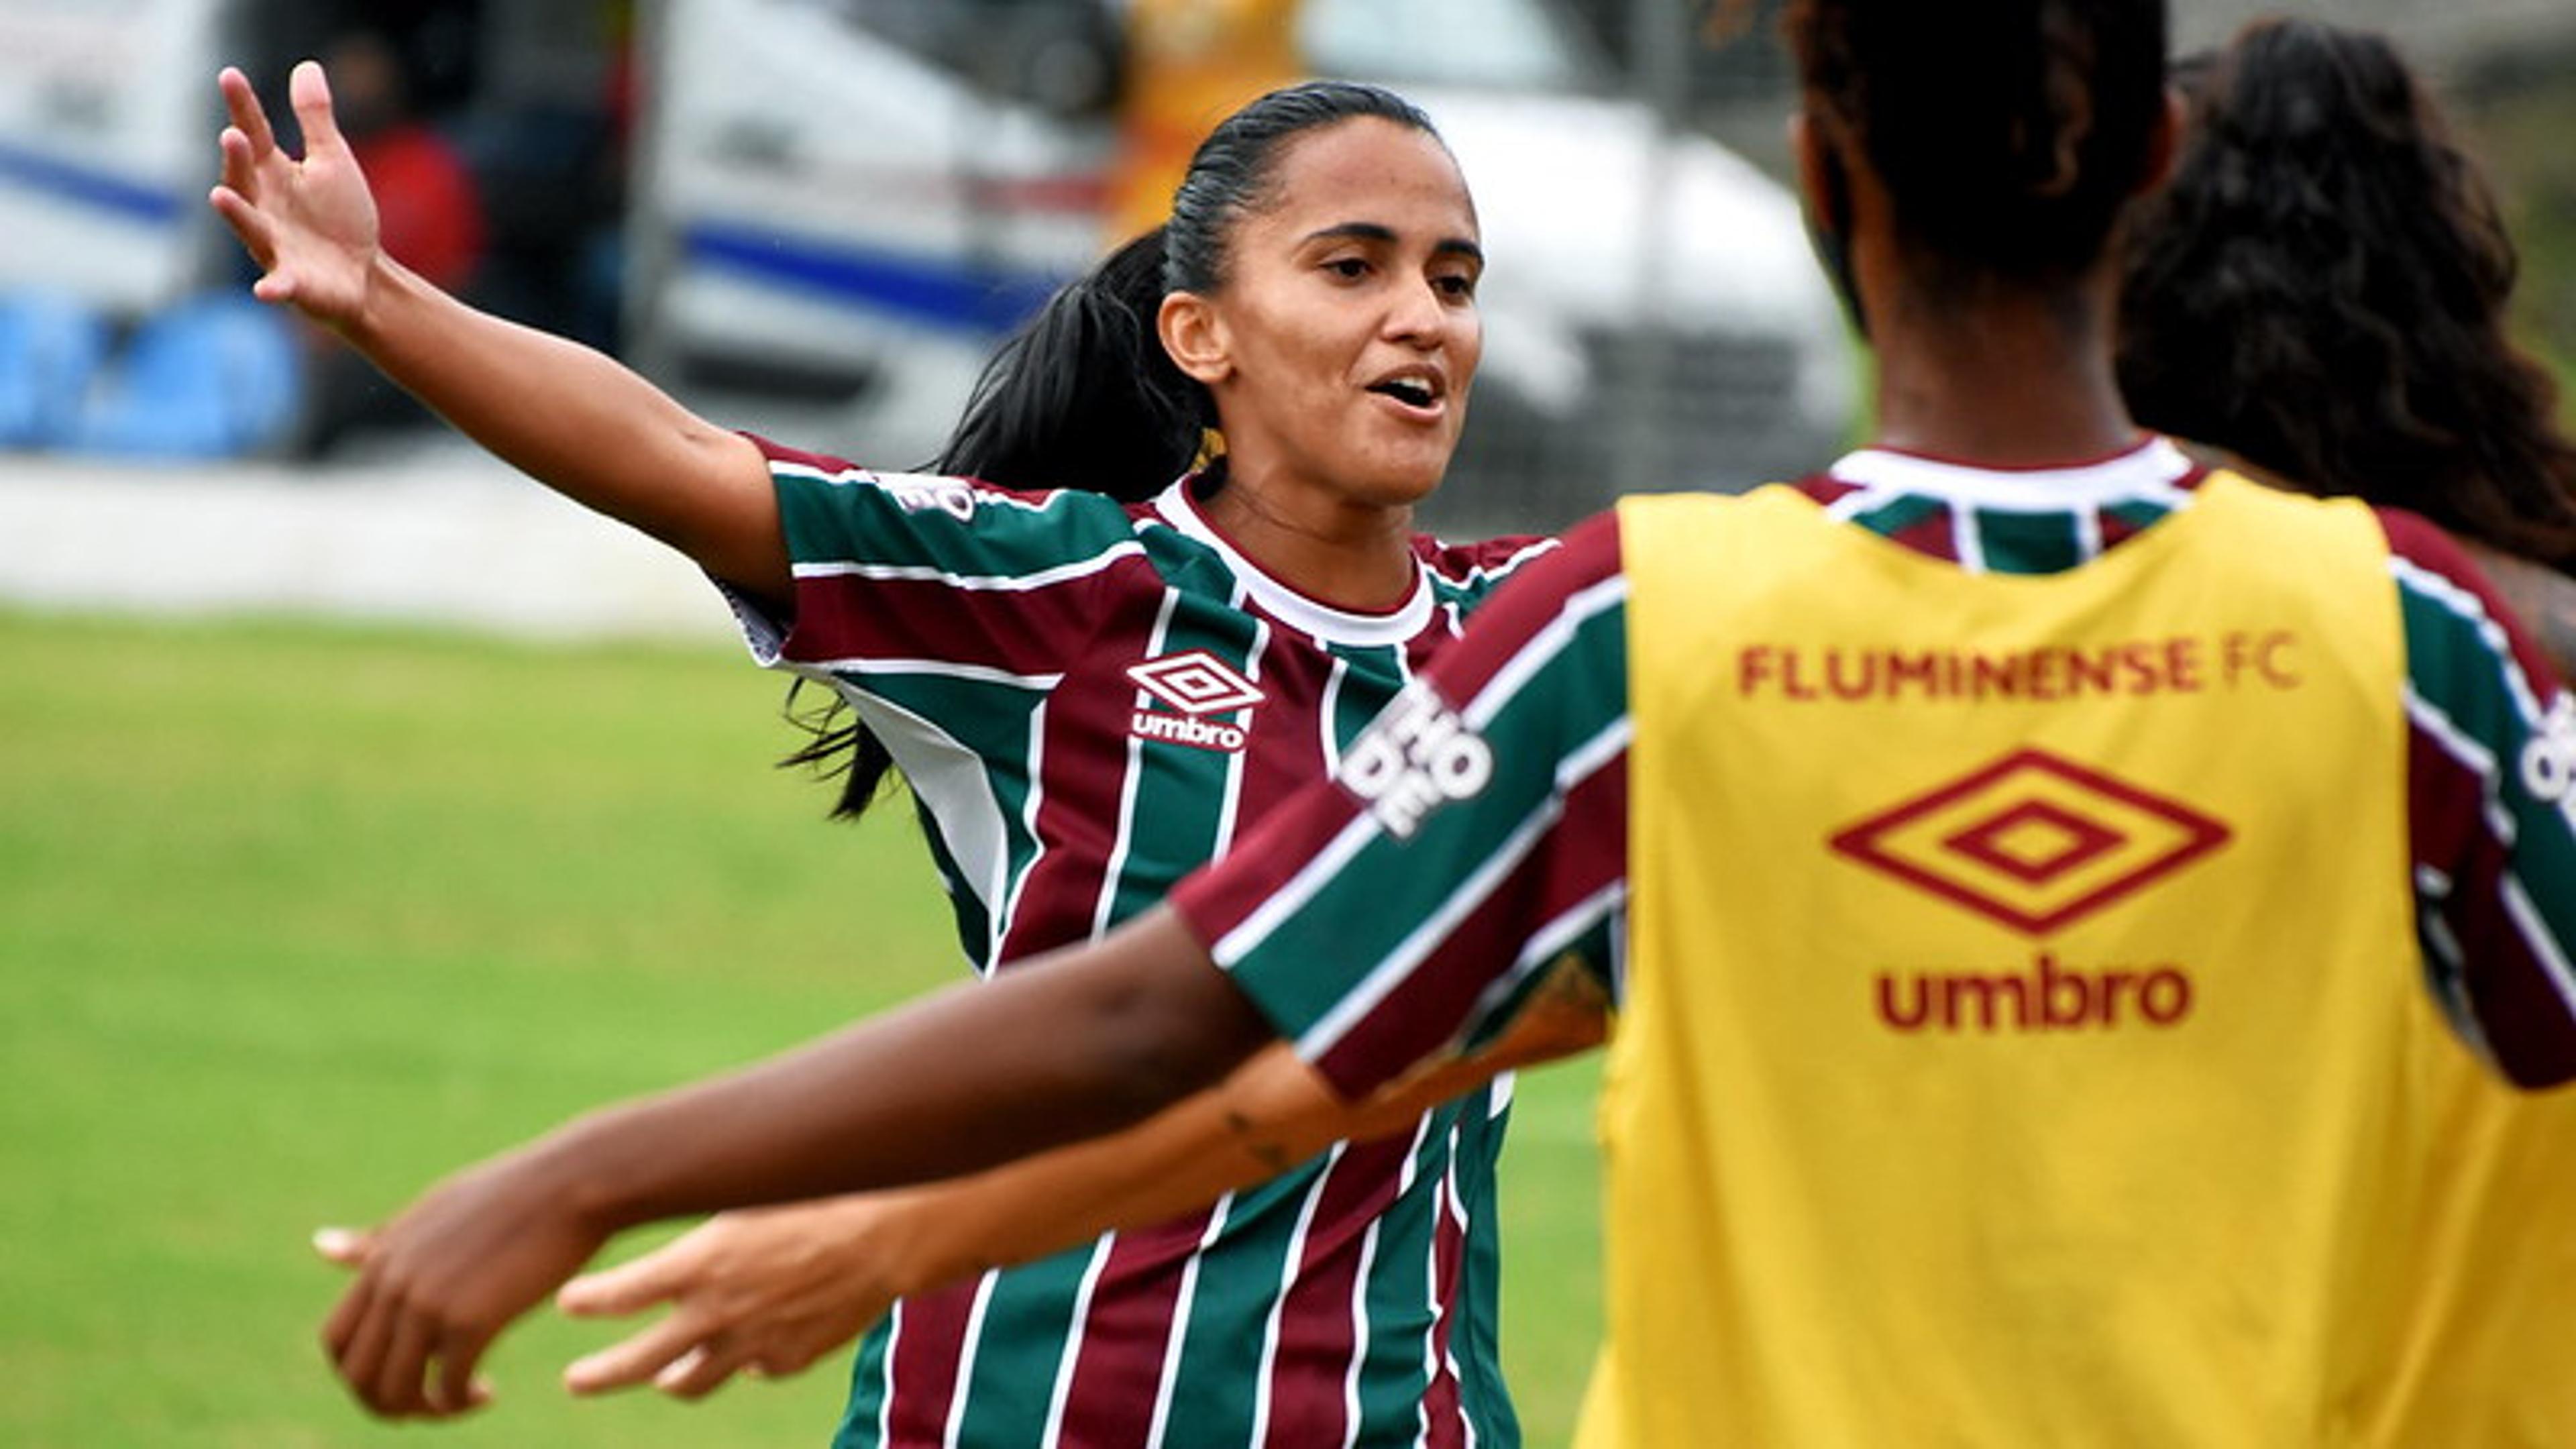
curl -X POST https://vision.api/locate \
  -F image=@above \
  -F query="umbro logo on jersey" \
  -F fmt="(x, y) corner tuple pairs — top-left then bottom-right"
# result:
(1829, 748), (2230, 936)
(1126, 651), (1264, 753)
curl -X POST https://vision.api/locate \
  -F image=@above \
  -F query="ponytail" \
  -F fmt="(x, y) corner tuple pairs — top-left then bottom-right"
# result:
(934, 227), (1213, 500)
(784, 228), (1215, 821)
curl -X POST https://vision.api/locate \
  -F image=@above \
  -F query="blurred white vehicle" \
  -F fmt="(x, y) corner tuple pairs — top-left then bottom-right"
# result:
(631, 0), (1856, 521)
(0, 0), (224, 313)
(0, 0), (1851, 500)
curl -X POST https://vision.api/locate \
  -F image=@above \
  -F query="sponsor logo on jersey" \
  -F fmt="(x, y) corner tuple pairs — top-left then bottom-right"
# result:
(1126, 650), (1263, 753)
(2525, 694), (2576, 812)
(1830, 747), (2230, 936)
(1340, 681), (1493, 840)
(1876, 952), (2194, 1034)
(883, 475), (979, 521)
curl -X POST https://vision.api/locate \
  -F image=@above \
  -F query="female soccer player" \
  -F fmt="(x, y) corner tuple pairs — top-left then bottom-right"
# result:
(2118, 19), (2576, 1438)
(215, 65), (1564, 1442)
(303, 1), (2576, 1442)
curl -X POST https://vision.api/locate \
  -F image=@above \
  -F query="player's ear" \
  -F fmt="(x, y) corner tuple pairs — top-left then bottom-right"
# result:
(1159, 290), (1233, 386)
(2135, 86), (2188, 197)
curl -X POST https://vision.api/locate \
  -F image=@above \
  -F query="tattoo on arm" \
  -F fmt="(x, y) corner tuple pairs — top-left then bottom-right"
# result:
(1228, 1109), (1296, 1174)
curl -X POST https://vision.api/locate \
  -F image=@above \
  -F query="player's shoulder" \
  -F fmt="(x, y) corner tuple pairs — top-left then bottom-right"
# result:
(755, 435), (1138, 525)
(1429, 513), (1632, 635)
(1412, 531), (1561, 591)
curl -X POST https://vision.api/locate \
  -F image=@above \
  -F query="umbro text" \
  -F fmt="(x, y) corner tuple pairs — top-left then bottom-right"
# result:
(1131, 710), (1248, 753)
(1876, 953), (2193, 1033)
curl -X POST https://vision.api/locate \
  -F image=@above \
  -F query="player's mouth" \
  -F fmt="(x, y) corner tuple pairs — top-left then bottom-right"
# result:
(1364, 367), (1448, 420)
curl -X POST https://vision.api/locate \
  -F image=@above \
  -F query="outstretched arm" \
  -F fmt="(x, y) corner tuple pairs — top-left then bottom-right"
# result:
(315, 908), (1269, 1419)
(209, 62), (786, 610)
(547, 965), (1608, 1399)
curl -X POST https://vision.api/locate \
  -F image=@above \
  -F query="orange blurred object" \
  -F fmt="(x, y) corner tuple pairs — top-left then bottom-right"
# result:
(1108, 0), (1305, 242)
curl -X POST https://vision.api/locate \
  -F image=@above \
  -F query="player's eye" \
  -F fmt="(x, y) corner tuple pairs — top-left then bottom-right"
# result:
(1322, 257), (1371, 280)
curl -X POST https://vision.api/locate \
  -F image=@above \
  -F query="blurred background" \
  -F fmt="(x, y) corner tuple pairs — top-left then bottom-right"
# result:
(1, 0), (2570, 545)
(2, 3), (2573, 1446)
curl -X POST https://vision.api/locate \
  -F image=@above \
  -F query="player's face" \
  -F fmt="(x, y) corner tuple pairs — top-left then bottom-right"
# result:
(1190, 118), (1483, 511)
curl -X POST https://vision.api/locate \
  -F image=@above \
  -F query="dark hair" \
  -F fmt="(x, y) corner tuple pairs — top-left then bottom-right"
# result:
(1782, 0), (2168, 286)
(2117, 19), (2576, 570)
(934, 226), (1206, 502)
(787, 80), (1446, 820)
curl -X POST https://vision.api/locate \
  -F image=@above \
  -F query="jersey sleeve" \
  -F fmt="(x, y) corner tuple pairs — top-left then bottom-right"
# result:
(720, 437), (1147, 686)
(2381, 508), (2576, 1086)
(1171, 513), (1632, 1099)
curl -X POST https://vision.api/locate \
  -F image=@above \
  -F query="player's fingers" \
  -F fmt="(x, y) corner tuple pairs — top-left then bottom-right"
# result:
(556, 1252), (682, 1318)
(311, 1225), (374, 1269)
(334, 1286), (398, 1413)
(217, 125), (275, 204)
(217, 66), (277, 160)
(757, 1330), (839, 1377)
(320, 1277), (368, 1361)
(287, 60), (343, 156)
(207, 184), (276, 268)
(372, 1305), (437, 1417)
(431, 1324), (499, 1417)
(654, 1338), (761, 1401)
(562, 1312), (709, 1395)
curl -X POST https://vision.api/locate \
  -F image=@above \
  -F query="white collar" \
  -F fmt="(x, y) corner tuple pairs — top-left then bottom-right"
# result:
(1148, 478), (1435, 647)
(1827, 437), (2197, 512)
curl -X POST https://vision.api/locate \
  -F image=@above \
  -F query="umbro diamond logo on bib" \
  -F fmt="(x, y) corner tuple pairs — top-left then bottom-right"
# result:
(1829, 748), (2231, 936)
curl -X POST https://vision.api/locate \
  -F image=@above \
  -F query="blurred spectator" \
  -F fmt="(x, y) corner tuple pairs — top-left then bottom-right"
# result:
(298, 28), (486, 455)
(451, 5), (632, 356)
(329, 28), (486, 293)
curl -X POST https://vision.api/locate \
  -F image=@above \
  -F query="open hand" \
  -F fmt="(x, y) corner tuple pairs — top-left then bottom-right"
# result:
(556, 1197), (919, 1399)
(209, 62), (383, 328)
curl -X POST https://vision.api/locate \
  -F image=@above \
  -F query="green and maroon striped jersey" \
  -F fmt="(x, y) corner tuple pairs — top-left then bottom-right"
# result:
(724, 438), (1556, 1448)
(1180, 438), (2576, 1091)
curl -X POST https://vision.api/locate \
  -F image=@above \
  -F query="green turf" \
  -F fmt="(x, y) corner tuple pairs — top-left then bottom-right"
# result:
(0, 608), (1601, 1446)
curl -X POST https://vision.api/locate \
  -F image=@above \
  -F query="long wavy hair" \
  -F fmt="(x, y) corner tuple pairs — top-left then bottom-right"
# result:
(2117, 18), (2576, 570)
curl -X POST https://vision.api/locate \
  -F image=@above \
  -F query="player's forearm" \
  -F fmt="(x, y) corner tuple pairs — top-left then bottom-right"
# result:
(523, 910), (1275, 1236)
(867, 975), (1611, 1298)
(868, 1045), (1360, 1293)
(333, 257), (786, 602)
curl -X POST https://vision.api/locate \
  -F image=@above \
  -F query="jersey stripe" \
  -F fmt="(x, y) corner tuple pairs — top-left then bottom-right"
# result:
(792, 541), (1144, 593)
(1034, 1236), (1114, 1449)
(1250, 1140), (1354, 1447)
(1052, 1209), (1217, 1445)
(2385, 517), (2576, 1082)
(1142, 1200), (1234, 1448)
(941, 1276), (1002, 1449)
(1419, 1141), (1470, 1449)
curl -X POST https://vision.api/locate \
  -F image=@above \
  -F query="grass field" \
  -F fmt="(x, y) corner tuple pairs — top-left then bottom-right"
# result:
(0, 608), (1601, 1448)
